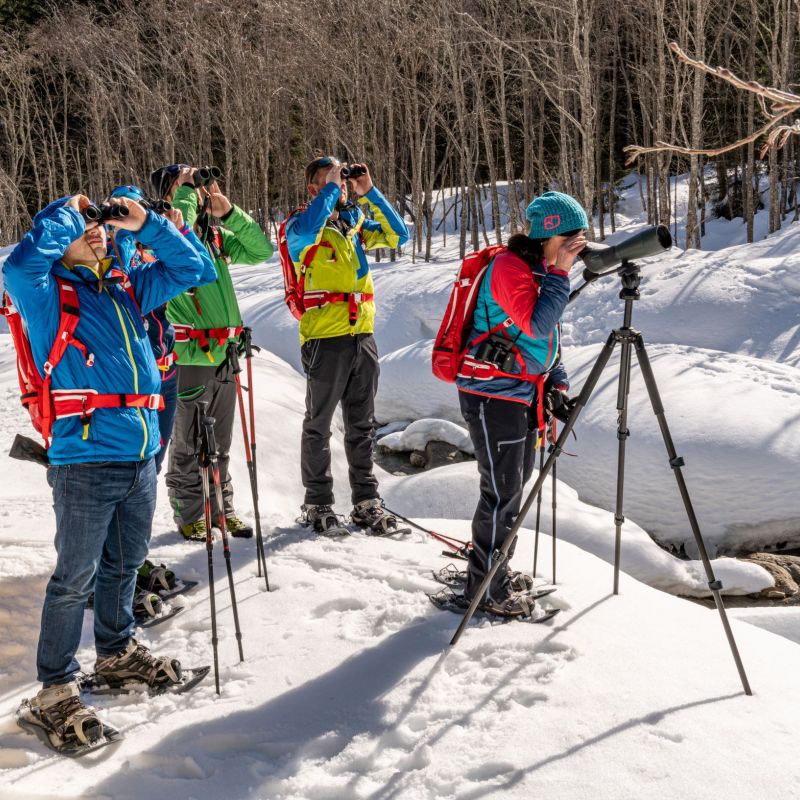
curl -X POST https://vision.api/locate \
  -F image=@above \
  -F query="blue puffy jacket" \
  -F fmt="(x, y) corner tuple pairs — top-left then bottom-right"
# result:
(455, 250), (570, 404)
(3, 199), (216, 464)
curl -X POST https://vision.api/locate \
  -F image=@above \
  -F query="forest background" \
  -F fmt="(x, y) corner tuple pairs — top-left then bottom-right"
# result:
(0, 0), (798, 255)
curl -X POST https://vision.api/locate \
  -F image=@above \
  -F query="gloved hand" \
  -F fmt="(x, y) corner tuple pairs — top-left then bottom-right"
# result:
(544, 385), (576, 424)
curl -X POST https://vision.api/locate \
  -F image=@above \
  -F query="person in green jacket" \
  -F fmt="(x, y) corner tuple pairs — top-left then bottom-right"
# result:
(150, 164), (274, 541)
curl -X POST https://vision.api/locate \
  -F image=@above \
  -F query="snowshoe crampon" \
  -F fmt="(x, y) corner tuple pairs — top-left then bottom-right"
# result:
(16, 683), (122, 758)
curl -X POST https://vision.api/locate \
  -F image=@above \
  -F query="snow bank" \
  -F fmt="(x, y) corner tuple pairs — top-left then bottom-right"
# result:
(378, 418), (474, 455)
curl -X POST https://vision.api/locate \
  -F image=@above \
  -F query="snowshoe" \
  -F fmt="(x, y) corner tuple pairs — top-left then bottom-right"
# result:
(350, 499), (412, 537)
(432, 564), (539, 593)
(428, 586), (559, 622)
(83, 639), (207, 696)
(299, 504), (351, 538)
(133, 590), (185, 629)
(16, 682), (122, 757)
(136, 559), (199, 600)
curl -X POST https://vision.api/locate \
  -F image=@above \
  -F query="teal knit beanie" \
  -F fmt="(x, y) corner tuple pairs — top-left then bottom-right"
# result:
(526, 191), (588, 239)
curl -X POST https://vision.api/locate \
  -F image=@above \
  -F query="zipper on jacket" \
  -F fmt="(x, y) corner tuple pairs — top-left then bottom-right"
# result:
(108, 290), (148, 459)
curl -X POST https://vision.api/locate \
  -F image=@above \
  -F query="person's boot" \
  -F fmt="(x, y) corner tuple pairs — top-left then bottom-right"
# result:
(225, 515), (253, 539)
(29, 681), (103, 746)
(94, 639), (181, 690)
(301, 504), (349, 537)
(350, 498), (404, 536)
(179, 519), (207, 542)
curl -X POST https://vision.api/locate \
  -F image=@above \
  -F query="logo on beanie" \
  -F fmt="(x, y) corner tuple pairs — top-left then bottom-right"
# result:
(543, 214), (561, 230)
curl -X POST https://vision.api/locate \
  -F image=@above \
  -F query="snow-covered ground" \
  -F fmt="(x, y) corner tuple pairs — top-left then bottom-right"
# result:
(0, 344), (797, 800)
(1, 176), (799, 798)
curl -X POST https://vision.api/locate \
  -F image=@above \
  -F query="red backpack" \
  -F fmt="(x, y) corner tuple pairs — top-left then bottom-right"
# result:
(1, 279), (93, 447)
(2, 271), (155, 450)
(431, 245), (506, 382)
(278, 207), (310, 320)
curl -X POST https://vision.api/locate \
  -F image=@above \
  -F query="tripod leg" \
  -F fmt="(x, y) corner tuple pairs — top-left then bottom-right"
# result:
(201, 464), (220, 695)
(450, 332), (618, 647)
(211, 459), (245, 663)
(632, 335), (752, 696)
(532, 440), (545, 577)
(613, 334), (634, 595)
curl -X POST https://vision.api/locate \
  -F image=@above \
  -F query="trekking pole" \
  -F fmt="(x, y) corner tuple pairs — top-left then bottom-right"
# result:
(531, 437), (546, 577)
(196, 404), (220, 695)
(199, 404), (245, 663)
(227, 337), (269, 590)
(551, 428), (558, 586)
(382, 505), (472, 559)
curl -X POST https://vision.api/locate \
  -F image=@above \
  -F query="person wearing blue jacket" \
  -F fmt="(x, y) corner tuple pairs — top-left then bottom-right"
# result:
(454, 192), (588, 618)
(4, 193), (215, 748)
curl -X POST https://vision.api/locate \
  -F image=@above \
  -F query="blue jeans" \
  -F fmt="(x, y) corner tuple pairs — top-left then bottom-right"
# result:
(155, 370), (178, 474)
(37, 459), (157, 686)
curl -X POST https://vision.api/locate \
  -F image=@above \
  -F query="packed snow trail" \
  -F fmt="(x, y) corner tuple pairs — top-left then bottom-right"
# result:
(0, 349), (797, 800)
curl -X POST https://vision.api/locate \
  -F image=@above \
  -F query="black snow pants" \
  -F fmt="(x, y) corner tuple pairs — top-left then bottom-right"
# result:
(459, 391), (537, 603)
(301, 333), (380, 507)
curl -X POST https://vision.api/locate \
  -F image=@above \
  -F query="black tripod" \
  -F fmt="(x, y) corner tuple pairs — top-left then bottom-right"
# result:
(196, 402), (245, 694)
(450, 262), (752, 696)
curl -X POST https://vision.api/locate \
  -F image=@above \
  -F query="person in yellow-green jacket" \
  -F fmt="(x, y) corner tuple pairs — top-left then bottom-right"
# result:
(285, 156), (409, 536)
(150, 164), (274, 541)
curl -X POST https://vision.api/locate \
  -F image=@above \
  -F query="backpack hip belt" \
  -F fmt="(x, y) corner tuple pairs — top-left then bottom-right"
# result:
(302, 290), (374, 327)
(173, 325), (243, 361)
(51, 390), (165, 441)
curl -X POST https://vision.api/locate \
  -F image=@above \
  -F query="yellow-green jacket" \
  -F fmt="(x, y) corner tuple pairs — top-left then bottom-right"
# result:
(285, 184), (408, 344)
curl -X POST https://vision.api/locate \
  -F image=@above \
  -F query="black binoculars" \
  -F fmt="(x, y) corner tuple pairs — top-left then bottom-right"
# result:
(195, 166), (222, 187)
(82, 203), (130, 224)
(142, 198), (173, 214)
(340, 164), (367, 179)
(475, 334), (517, 374)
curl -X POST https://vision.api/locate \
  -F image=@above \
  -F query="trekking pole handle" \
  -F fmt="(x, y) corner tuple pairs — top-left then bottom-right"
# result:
(226, 340), (242, 375)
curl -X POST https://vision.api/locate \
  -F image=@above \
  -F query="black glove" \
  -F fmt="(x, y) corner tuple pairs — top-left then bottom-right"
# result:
(544, 386), (575, 424)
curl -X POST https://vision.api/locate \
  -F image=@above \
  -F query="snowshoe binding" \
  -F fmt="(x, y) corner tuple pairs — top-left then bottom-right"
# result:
(136, 559), (198, 600)
(299, 504), (350, 538)
(432, 563), (540, 593)
(82, 639), (208, 696)
(428, 586), (559, 622)
(350, 499), (412, 537)
(133, 589), (184, 629)
(16, 681), (122, 757)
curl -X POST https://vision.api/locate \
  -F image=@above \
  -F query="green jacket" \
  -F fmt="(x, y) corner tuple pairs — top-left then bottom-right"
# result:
(166, 184), (274, 366)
